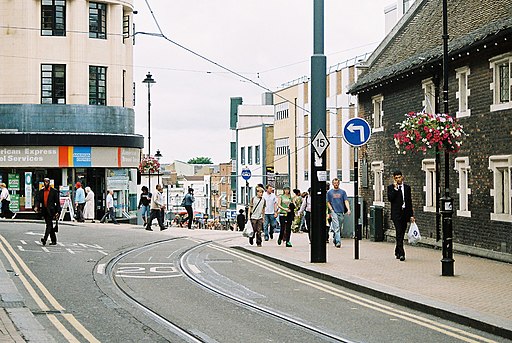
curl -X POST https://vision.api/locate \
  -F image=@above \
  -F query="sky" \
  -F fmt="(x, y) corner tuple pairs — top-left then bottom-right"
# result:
(133, 0), (393, 164)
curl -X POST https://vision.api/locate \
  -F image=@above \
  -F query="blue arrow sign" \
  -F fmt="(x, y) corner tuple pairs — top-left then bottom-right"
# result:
(343, 117), (372, 147)
(241, 167), (251, 181)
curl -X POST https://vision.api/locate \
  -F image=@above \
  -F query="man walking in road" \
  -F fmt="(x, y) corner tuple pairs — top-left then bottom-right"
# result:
(34, 178), (61, 245)
(100, 190), (118, 224)
(146, 184), (167, 231)
(387, 170), (415, 261)
(326, 178), (351, 248)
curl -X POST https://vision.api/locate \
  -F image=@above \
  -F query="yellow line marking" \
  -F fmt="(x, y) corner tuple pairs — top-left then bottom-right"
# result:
(47, 314), (80, 342)
(211, 245), (497, 343)
(0, 235), (100, 342)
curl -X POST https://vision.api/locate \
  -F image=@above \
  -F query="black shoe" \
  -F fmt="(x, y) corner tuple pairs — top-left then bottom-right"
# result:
(49, 242), (57, 245)
(160, 226), (168, 231)
(395, 254), (400, 259)
(40, 238), (46, 246)
(399, 256), (405, 261)
(249, 237), (254, 245)
(145, 227), (153, 231)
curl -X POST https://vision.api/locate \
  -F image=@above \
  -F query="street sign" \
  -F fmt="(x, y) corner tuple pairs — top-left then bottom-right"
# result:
(343, 117), (372, 147)
(241, 167), (251, 180)
(312, 129), (329, 156)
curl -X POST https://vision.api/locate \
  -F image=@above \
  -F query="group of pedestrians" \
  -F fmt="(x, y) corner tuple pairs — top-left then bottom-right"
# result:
(137, 185), (196, 231)
(244, 169), (415, 262)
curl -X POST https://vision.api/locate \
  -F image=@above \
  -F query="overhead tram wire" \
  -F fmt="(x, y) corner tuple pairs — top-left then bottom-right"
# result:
(142, 0), (310, 116)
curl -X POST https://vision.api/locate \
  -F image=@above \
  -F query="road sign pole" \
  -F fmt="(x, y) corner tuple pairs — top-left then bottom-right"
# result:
(354, 147), (359, 260)
(311, 0), (326, 263)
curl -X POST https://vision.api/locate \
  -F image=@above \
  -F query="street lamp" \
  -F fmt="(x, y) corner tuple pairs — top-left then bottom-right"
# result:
(155, 149), (162, 184)
(441, 0), (454, 276)
(142, 72), (156, 190)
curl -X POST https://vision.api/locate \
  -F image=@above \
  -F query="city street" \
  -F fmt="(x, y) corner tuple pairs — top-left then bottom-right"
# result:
(0, 221), (508, 342)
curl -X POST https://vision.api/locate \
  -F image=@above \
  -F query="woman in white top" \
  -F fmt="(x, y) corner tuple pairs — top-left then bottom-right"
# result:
(247, 187), (266, 247)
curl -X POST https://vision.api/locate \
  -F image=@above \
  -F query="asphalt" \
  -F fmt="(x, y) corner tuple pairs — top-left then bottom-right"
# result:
(0, 221), (511, 341)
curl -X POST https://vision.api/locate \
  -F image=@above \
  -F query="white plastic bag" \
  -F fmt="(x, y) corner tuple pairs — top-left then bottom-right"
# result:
(408, 222), (421, 244)
(242, 220), (254, 238)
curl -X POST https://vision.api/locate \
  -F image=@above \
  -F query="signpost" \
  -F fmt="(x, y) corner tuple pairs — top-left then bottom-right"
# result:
(241, 167), (251, 219)
(343, 117), (371, 260)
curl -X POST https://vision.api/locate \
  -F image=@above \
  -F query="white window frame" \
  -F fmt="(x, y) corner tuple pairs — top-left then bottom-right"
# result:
(454, 156), (471, 217)
(422, 159), (436, 212)
(371, 161), (385, 206)
(455, 66), (471, 118)
(489, 53), (512, 112)
(422, 78), (436, 114)
(489, 155), (512, 222)
(371, 94), (384, 132)
(275, 102), (290, 121)
(275, 137), (289, 156)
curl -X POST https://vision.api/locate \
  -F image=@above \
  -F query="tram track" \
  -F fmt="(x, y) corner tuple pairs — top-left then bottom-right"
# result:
(102, 237), (355, 343)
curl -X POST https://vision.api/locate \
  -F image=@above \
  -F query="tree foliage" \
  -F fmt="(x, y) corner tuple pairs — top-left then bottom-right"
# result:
(188, 157), (213, 164)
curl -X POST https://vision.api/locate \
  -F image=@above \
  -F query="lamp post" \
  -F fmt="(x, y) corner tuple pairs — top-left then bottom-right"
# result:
(142, 72), (156, 191)
(155, 149), (162, 185)
(441, 0), (454, 276)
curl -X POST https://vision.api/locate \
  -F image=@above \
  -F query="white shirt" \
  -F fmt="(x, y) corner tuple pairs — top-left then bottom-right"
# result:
(1, 188), (10, 202)
(151, 191), (164, 210)
(262, 191), (277, 215)
(298, 195), (311, 215)
(106, 193), (114, 209)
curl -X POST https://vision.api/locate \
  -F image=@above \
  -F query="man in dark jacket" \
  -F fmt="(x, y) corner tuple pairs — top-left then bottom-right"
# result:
(387, 170), (415, 261)
(35, 178), (61, 245)
(236, 209), (246, 232)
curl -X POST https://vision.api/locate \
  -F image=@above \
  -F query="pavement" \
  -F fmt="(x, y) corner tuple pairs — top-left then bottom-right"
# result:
(0, 221), (511, 341)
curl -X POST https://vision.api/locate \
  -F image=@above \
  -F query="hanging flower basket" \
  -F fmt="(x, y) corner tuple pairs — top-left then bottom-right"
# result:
(393, 112), (467, 154)
(139, 155), (160, 174)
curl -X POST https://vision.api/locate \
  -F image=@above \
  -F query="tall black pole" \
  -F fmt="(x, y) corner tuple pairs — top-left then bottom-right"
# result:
(441, 0), (454, 276)
(143, 72), (156, 191)
(354, 147), (360, 259)
(310, 0), (327, 263)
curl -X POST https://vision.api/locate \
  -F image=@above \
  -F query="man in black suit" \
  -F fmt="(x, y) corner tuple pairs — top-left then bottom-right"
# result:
(387, 170), (415, 261)
(34, 178), (61, 246)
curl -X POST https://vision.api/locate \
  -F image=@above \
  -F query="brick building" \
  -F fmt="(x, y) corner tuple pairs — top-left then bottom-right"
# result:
(349, 0), (512, 255)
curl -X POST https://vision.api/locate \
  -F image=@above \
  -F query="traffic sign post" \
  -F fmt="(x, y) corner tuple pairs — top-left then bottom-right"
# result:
(241, 167), (251, 219)
(343, 117), (371, 260)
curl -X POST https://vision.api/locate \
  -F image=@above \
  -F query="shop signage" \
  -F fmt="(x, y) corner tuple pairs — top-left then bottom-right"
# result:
(8, 174), (20, 191)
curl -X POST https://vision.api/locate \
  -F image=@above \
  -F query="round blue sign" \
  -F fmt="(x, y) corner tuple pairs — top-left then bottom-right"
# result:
(241, 168), (251, 181)
(343, 117), (372, 147)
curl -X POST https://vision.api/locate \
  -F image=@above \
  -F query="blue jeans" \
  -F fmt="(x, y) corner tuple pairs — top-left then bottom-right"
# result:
(263, 213), (276, 239)
(140, 205), (150, 219)
(330, 211), (345, 245)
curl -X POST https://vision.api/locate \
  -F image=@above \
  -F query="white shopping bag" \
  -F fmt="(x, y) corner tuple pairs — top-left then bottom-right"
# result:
(408, 222), (421, 244)
(242, 220), (254, 238)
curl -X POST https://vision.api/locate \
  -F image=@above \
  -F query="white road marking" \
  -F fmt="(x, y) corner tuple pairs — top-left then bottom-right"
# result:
(20, 240), (27, 245)
(188, 264), (201, 274)
(66, 249), (76, 254)
(97, 250), (108, 256)
(97, 264), (105, 275)
(17, 246), (25, 251)
(42, 247), (50, 253)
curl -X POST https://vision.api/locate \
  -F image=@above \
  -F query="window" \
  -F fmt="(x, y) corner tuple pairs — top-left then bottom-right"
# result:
(123, 13), (130, 40)
(454, 157), (471, 217)
(231, 190), (237, 204)
(372, 94), (383, 131)
(41, 0), (66, 36)
(248, 146), (253, 165)
(275, 138), (289, 156)
(89, 66), (107, 105)
(255, 145), (261, 164)
(371, 161), (384, 205)
(240, 147), (245, 165)
(89, 2), (107, 39)
(422, 159), (437, 212)
(304, 170), (309, 181)
(490, 53), (512, 111)
(275, 103), (289, 120)
(422, 78), (436, 114)
(41, 64), (66, 104)
(456, 66), (471, 118)
(489, 155), (512, 222)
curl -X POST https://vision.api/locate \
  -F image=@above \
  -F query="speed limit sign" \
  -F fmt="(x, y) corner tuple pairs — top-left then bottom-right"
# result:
(312, 129), (329, 156)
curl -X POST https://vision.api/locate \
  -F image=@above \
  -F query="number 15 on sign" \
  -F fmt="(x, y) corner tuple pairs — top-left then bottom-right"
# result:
(312, 130), (329, 157)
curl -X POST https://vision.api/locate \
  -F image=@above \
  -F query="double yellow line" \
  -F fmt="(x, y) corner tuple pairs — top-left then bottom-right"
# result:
(212, 244), (497, 343)
(0, 235), (99, 342)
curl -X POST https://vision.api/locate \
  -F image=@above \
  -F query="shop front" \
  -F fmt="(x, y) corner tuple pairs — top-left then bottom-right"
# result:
(0, 146), (140, 220)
